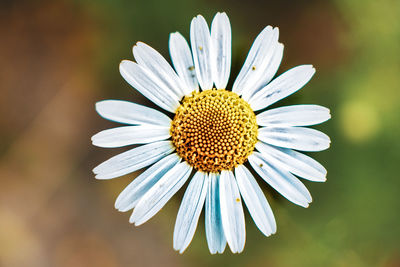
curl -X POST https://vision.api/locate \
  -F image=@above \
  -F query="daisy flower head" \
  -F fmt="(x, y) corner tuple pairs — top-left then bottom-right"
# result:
(92, 12), (331, 254)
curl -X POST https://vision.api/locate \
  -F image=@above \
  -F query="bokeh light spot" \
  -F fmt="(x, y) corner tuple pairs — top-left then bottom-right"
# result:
(340, 101), (379, 142)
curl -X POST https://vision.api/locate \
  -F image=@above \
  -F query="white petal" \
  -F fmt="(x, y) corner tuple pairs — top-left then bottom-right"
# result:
(190, 15), (213, 90)
(93, 141), (174, 179)
(95, 100), (171, 126)
(119, 60), (179, 112)
(257, 105), (331, 127)
(249, 152), (312, 207)
(205, 172), (227, 254)
(242, 43), (284, 101)
(232, 26), (279, 96)
(169, 32), (198, 94)
(130, 162), (192, 225)
(173, 171), (208, 253)
(256, 142), (327, 182)
(133, 42), (186, 99)
(92, 125), (170, 148)
(235, 165), (276, 236)
(248, 65), (316, 111)
(211, 12), (231, 89)
(219, 170), (246, 253)
(258, 126), (331, 152)
(115, 153), (180, 212)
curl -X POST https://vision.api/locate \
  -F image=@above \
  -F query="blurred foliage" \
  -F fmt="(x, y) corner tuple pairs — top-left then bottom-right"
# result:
(0, 0), (399, 266)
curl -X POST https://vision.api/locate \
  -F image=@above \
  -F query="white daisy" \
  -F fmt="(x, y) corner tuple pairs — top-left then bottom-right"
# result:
(92, 12), (331, 254)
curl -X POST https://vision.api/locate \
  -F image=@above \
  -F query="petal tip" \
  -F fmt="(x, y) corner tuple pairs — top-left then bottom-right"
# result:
(119, 60), (132, 71)
(129, 214), (136, 224)
(94, 174), (103, 180)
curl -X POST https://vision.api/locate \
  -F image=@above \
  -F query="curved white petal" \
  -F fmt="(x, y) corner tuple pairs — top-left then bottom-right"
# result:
(95, 100), (171, 126)
(211, 12), (231, 89)
(220, 170), (246, 253)
(93, 141), (174, 179)
(115, 153), (180, 212)
(130, 162), (192, 226)
(235, 165), (276, 236)
(119, 60), (179, 112)
(205, 173), (226, 254)
(232, 26), (279, 96)
(169, 32), (198, 94)
(242, 43), (284, 101)
(190, 15), (213, 90)
(133, 42), (186, 99)
(173, 171), (208, 253)
(257, 105), (331, 127)
(92, 125), (170, 148)
(258, 126), (331, 152)
(249, 152), (312, 207)
(256, 142), (327, 182)
(248, 65), (316, 111)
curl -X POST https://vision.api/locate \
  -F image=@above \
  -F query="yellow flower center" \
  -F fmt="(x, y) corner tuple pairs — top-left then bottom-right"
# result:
(171, 89), (258, 173)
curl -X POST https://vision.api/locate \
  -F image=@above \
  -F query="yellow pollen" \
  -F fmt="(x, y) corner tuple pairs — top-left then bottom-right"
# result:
(171, 89), (258, 173)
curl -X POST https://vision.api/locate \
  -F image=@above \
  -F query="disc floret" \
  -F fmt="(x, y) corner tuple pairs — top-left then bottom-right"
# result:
(171, 89), (258, 172)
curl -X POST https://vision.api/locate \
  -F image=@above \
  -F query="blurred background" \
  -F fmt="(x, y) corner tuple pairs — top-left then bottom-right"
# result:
(1, 0), (399, 266)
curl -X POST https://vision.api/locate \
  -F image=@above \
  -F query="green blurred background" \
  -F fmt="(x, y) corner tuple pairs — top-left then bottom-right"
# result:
(1, 0), (399, 266)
